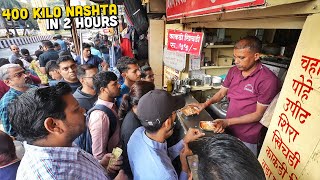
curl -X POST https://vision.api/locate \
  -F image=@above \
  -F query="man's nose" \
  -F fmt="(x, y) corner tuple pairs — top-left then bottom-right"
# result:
(234, 58), (240, 64)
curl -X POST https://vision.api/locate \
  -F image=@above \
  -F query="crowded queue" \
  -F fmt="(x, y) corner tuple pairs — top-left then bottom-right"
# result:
(0, 36), (267, 180)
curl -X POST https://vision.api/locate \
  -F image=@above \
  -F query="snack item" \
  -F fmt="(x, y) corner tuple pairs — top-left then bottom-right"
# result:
(181, 106), (198, 116)
(108, 147), (123, 168)
(199, 121), (217, 131)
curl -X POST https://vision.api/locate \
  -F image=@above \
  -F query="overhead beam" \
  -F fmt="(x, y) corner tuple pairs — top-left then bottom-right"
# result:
(187, 16), (307, 29)
(181, 0), (320, 24)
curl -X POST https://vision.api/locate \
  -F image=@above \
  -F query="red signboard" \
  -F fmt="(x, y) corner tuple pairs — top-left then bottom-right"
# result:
(166, 0), (265, 20)
(167, 29), (204, 56)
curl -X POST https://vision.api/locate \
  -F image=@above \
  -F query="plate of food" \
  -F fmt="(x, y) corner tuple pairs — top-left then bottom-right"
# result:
(199, 121), (217, 132)
(181, 106), (198, 116)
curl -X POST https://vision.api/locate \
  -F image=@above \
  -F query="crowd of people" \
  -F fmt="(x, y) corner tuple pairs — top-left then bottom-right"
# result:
(0, 35), (268, 180)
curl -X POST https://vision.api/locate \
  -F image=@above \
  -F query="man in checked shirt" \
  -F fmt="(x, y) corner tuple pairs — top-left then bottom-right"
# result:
(7, 82), (127, 180)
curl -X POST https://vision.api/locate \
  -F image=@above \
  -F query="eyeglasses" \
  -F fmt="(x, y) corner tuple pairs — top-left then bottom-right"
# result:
(11, 70), (26, 78)
(82, 76), (94, 79)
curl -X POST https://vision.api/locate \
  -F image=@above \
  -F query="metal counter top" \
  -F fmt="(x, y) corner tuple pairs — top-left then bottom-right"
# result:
(177, 95), (216, 136)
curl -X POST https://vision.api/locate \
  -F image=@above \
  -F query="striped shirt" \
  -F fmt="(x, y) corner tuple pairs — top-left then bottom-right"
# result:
(0, 88), (24, 136)
(16, 142), (110, 180)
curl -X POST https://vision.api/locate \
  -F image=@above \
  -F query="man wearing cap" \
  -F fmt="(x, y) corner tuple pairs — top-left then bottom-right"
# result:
(127, 90), (205, 180)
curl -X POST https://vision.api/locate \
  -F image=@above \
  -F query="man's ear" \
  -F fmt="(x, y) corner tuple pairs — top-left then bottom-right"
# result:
(163, 118), (172, 129)
(3, 79), (11, 86)
(79, 77), (85, 84)
(44, 117), (64, 134)
(121, 71), (126, 78)
(254, 53), (260, 61)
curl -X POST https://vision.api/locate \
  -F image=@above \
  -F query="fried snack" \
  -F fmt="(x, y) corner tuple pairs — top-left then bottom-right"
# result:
(181, 106), (198, 116)
(199, 121), (217, 131)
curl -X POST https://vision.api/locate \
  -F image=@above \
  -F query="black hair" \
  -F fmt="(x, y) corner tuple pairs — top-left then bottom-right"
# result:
(93, 71), (118, 95)
(42, 40), (54, 49)
(56, 34), (62, 39)
(82, 43), (91, 50)
(56, 55), (75, 66)
(77, 64), (97, 79)
(189, 135), (265, 180)
(53, 42), (60, 47)
(59, 51), (72, 57)
(0, 58), (10, 67)
(13, 59), (24, 69)
(234, 36), (262, 53)
(8, 82), (72, 144)
(20, 48), (30, 56)
(0, 130), (17, 166)
(140, 65), (152, 79)
(34, 50), (43, 60)
(116, 56), (138, 74)
(118, 81), (155, 121)
(144, 120), (168, 133)
(45, 60), (59, 75)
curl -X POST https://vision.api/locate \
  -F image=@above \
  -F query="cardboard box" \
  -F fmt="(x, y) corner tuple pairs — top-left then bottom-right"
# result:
(217, 56), (233, 66)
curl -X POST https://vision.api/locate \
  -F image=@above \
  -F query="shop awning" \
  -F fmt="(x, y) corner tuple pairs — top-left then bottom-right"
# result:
(88, 0), (124, 5)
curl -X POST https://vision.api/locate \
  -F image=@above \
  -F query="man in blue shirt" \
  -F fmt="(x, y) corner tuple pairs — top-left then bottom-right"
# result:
(128, 90), (205, 180)
(54, 34), (68, 51)
(0, 64), (31, 137)
(116, 57), (141, 107)
(75, 43), (106, 68)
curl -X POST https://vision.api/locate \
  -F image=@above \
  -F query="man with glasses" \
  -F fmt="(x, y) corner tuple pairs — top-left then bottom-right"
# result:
(73, 64), (98, 111)
(0, 64), (30, 137)
(56, 55), (81, 93)
(8, 45), (22, 63)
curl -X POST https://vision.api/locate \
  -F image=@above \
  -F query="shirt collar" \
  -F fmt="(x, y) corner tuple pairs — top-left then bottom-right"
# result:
(141, 127), (167, 151)
(9, 88), (24, 95)
(23, 142), (81, 161)
(96, 98), (116, 109)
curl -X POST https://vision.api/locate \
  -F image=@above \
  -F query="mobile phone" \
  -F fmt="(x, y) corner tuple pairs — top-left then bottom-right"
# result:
(187, 154), (199, 180)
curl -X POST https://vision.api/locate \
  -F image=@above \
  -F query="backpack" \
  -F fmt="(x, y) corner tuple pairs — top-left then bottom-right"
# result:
(74, 104), (117, 154)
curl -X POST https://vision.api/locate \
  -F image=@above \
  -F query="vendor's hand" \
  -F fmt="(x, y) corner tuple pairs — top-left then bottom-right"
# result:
(100, 153), (123, 174)
(183, 128), (205, 144)
(212, 119), (228, 133)
(188, 103), (206, 115)
(180, 143), (193, 173)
